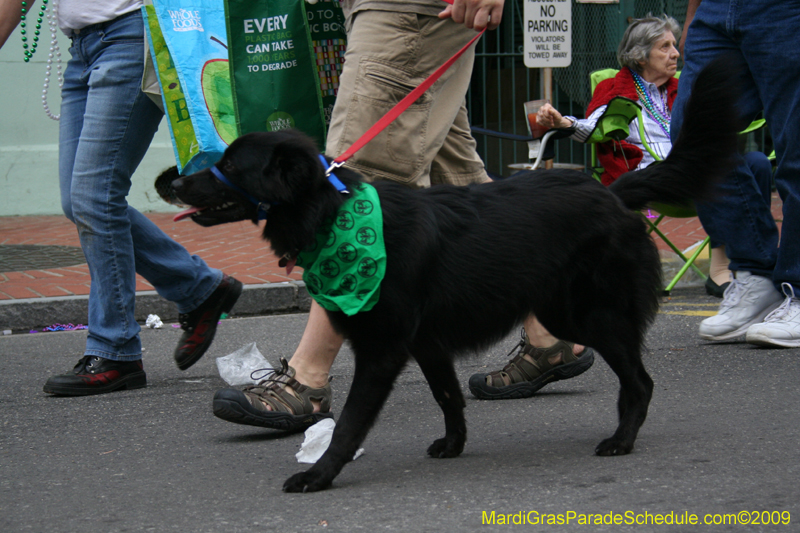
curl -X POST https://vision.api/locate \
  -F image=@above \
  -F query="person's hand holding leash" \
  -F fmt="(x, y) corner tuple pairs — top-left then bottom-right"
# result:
(439, 0), (504, 31)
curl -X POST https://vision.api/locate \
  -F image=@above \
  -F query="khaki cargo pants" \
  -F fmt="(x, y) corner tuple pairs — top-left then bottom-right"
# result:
(325, 10), (489, 188)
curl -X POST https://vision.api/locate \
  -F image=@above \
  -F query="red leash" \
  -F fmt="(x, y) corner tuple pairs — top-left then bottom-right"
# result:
(326, 8), (486, 174)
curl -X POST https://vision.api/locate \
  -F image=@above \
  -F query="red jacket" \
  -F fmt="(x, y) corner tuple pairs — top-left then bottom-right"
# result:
(588, 68), (678, 185)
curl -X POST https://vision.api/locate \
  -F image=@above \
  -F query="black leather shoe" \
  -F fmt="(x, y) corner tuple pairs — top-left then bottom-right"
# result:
(43, 356), (146, 396)
(174, 274), (243, 370)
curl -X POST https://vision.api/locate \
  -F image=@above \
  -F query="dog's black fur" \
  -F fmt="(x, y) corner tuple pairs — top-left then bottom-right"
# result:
(172, 57), (739, 492)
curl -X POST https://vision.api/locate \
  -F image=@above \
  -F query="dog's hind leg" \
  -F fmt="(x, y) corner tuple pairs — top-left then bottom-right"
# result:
(413, 350), (467, 458)
(282, 349), (407, 493)
(594, 343), (654, 456)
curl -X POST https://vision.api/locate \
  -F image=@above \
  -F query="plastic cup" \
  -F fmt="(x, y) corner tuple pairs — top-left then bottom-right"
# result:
(524, 99), (550, 139)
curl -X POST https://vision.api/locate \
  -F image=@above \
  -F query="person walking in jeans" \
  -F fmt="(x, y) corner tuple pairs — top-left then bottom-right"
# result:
(1, 0), (242, 395)
(672, 0), (800, 347)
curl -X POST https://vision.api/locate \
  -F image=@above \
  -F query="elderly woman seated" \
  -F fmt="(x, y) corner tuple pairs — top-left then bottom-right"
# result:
(538, 14), (680, 186)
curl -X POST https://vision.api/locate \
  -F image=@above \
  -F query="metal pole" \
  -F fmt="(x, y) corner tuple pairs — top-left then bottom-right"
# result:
(543, 67), (554, 169)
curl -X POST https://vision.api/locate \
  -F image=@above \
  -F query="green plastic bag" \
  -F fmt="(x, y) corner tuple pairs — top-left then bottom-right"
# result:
(224, 0), (346, 146)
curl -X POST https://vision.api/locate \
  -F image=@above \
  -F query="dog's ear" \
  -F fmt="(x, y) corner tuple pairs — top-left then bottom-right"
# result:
(253, 132), (324, 204)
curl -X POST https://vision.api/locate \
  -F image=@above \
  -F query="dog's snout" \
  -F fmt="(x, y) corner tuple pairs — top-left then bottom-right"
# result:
(154, 166), (185, 206)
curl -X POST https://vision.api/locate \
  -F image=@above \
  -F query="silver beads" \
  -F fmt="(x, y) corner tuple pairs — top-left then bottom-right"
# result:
(41, 0), (62, 120)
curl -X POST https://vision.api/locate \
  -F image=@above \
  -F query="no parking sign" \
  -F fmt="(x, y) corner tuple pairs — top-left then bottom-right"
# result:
(524, 0), (572, 68)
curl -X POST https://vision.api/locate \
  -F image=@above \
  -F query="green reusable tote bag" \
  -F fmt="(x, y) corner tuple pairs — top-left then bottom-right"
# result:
(142, 0), (236, 174)
(224, 0), (347, 147)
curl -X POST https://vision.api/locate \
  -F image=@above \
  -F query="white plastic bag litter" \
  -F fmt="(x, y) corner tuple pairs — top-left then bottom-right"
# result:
(145, 314), (163, 329)
(295, 418), (365, 464)
(215, 342), (272, 386)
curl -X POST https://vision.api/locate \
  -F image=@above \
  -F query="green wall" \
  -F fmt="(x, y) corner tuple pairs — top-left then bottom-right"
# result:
(0, 22), (179, 217)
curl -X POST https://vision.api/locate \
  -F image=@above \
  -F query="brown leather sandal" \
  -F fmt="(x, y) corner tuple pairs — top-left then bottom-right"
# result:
(469, 330), (595, 400)
(212, 358), (333, 431)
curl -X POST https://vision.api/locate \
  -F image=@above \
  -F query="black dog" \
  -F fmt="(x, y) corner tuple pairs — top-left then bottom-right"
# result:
(171, 57), (739, 492)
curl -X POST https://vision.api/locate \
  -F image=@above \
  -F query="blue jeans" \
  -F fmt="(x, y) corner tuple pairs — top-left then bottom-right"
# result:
(671, 0), (800, 292)
(705, 151), (774, 251)
(59, 12), (221, 361)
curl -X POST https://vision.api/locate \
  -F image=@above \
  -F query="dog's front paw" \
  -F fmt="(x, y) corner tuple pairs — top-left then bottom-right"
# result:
(595, 437), (634, 456)
(427, 436), (465, 459)
(283, 471), (332, 493)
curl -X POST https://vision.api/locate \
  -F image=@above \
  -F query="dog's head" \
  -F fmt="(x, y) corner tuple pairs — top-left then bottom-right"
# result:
(171, 130), (331, 227)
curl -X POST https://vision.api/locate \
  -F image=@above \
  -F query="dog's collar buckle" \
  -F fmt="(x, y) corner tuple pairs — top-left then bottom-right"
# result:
(324, 160), (344, 176)
(319, 155), (349, 195)
(256, 203), (271, 221)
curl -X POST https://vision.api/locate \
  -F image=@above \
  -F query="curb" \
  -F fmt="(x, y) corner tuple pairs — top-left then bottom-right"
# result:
(1, 251), (709, 333)
(0, 282), (312, 333)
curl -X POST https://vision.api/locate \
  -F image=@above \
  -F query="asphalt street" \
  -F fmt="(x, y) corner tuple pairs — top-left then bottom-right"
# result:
(1, 286), (799, 532)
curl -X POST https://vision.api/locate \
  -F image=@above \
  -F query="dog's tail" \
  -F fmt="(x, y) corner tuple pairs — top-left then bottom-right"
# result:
(608, 55), (741, 211)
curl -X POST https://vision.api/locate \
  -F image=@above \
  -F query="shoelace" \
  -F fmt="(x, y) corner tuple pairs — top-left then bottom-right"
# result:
(247, 364), (291, 390)
(73, 355), (92, 373)
(762, 283), (799, 323)
(497, 329), (533, 377)
(178, 313), (193, 332)
(73, 356), (102, 374)
(505, 328), (527, 359)
(719, 275), (746, 309)
(246, 362), (332, 391)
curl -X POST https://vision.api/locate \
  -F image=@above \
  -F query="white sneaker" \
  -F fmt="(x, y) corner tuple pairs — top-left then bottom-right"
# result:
(699, 271), (783, 341)
(746, 283), (800, 348)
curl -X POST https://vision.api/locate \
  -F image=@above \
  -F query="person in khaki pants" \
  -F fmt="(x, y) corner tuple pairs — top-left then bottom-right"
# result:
(211, 0), (593, 430)
(325, 6), (488, 188)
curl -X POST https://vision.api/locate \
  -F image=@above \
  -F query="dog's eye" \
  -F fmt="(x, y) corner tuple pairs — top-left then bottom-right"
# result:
(222, 161), (236, 174)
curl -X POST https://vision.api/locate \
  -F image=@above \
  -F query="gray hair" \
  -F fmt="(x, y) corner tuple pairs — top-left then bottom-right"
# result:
(617, 14), (681, 73)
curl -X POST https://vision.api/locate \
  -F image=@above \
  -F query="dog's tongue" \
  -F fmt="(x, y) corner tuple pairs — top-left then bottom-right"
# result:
(173, 206), (203, 222)
(279, 256), (297, 275)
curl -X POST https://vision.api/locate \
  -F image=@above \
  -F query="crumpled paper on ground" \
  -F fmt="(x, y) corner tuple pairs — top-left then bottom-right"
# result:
(296, 418), (365, 464)
(145, 314), (163, 329)
(215, 342), (272, 386)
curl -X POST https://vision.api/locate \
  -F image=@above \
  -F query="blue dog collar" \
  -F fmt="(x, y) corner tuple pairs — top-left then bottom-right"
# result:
(210, 156), (349, 221)
(210, 165), (272, 221)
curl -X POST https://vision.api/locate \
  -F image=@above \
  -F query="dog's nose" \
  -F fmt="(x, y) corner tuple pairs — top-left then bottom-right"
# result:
(168, 178), (188, 206)
(171, 177), (189, 201)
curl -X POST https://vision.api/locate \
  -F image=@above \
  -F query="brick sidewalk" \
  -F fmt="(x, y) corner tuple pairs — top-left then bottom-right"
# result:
(0, 193), (784, 301)
(0, 213), (301, 301)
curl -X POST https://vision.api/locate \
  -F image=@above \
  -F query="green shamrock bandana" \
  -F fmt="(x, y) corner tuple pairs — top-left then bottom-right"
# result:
(295, 182), (386, 316)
